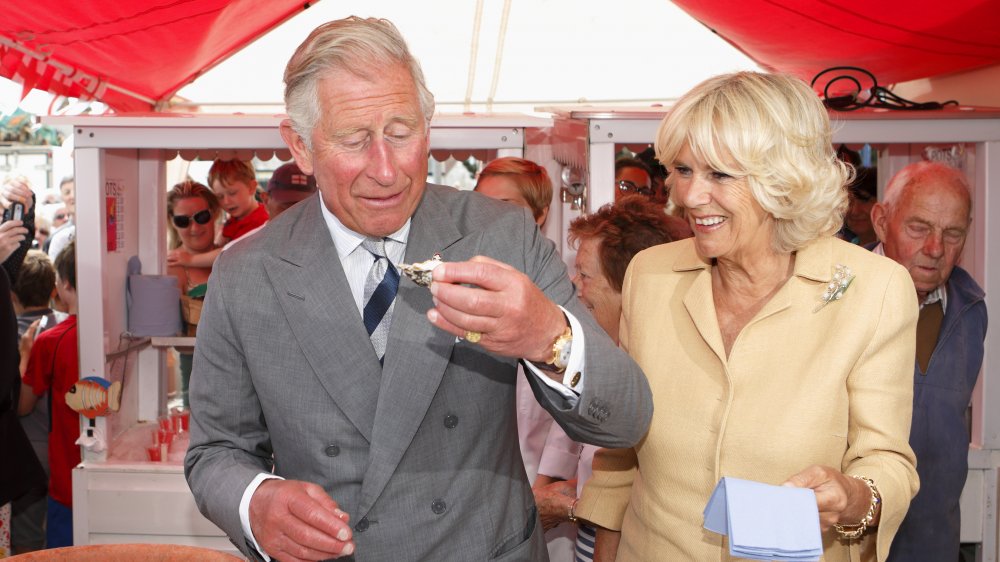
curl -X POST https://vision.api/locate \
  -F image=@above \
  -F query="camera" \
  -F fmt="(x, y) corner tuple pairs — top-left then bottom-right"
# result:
(2, 202), (25, 222)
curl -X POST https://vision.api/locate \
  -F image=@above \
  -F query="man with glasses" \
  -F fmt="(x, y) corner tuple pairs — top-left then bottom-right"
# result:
(614, 157), (653, 200)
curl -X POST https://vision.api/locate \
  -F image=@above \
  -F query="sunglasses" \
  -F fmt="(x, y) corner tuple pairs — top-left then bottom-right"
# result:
(617, 179), (653, 196)
(172, 209), (213, 228)
(53, 213), (67, 220)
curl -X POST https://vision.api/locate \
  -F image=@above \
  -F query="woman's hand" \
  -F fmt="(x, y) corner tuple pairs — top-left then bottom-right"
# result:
(167, 247), (192, 267)
(532, 478), (578, 531)
(783, 465), (878, 530)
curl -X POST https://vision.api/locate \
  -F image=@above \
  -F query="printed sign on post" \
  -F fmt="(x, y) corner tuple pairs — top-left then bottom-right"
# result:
(105, 179), (125, 253)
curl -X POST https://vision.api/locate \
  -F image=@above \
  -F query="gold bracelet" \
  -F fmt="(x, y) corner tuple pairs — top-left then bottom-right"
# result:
(834, 476), (881, 540)
(568, 498), (579, 523)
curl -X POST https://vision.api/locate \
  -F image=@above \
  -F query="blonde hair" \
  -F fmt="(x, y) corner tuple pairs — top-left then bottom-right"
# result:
(166, 180), (221, 250)
(476, 157), (552, 221)
(656, 71), (850, 253)
(284, 17), (435, 150)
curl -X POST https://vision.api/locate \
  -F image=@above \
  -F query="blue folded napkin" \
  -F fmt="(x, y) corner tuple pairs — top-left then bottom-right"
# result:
(704, 477), (823, 561)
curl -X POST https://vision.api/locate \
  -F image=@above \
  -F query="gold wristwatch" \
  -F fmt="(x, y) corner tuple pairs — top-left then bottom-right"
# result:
(544, 325), (573, 373)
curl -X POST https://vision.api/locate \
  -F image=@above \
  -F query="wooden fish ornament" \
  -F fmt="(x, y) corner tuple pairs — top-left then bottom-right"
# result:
(65, 377), (122, 419)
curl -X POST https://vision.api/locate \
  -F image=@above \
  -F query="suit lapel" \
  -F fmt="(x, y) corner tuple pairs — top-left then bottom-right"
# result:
(262, 196), (382, 443)
(677, 245), (727, 364)
(358, 186), (464, 515)
(682, 270), (727, 365)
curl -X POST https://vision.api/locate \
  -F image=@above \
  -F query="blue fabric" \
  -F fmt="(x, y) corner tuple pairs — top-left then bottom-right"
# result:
(45, 496), (73, 548)
(576, 523), (595, 562)
(888, 266), (987, 562)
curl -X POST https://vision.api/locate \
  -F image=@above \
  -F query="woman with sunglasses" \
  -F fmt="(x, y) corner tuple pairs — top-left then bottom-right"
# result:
(166, 180), (221, 407)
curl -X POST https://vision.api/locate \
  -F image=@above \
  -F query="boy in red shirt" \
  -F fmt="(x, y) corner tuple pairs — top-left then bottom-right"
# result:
(19, 241), (79, 548)
(209, 159), (268, 244)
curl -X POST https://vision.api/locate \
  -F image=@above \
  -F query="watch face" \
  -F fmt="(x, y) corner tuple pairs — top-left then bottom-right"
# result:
(555, 336), (572, 369)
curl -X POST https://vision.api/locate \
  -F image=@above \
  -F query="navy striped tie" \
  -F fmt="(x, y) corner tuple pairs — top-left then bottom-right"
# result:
(361, 237), (399, 363)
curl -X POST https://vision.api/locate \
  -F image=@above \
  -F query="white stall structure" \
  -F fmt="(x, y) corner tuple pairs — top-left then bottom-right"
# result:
(46, 107), (1000, 557)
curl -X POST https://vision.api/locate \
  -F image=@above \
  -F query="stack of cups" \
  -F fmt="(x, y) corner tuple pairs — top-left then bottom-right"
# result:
(171, 409), (191, 433)
(145, 409), (190, 462)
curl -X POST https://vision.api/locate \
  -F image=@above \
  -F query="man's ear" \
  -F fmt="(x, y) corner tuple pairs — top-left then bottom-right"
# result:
(871, 202), (888, 242)
(536, 206), (549, 228)
(280, 119), (314, 175)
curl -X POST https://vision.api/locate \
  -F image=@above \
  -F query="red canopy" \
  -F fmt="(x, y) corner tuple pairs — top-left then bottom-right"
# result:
(3, 1), (1000, 112)
(672, 0), (1000, 93)
(0, 1), (311, 112)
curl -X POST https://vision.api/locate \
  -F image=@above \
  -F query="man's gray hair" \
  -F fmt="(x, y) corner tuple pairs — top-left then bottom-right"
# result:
(283, 17), (436, 150)
(883, 160), (972, 220)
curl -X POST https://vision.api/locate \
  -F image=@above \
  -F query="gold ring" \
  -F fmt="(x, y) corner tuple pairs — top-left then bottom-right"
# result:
(464, 330), (482, 343)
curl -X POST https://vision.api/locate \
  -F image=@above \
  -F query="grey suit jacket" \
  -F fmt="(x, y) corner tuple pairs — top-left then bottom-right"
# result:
(184, 185), (653, 561)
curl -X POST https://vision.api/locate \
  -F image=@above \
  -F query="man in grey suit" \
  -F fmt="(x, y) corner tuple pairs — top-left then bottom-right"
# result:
(184, 16), (653, 562)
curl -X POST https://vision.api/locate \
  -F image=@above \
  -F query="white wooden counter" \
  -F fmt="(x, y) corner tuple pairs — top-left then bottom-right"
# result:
(72, 462), (239, 556)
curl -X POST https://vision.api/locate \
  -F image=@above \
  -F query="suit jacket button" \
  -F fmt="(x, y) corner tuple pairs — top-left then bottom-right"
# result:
(324, 445), (340, 457)
(355, 516), (369, 532)
(431, 499), (447, 514)
(443, 414), (459, 429)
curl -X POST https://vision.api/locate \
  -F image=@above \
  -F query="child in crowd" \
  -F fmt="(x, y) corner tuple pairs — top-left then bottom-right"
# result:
(167, 159), (269, 269)
(209, 159), (268, 244)
(19, 241), (79, 549)
(10, 250), (60, 553)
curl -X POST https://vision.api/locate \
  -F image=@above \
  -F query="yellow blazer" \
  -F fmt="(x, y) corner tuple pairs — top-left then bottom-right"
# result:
(577, 237), (919, 562)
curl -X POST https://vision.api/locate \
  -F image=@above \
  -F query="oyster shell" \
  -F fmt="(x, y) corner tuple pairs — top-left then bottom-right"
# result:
(399, 253), (444, 287)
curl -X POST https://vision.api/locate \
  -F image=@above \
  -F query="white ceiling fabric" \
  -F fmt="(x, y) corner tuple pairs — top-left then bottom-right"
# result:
(173, 0), (760, 113)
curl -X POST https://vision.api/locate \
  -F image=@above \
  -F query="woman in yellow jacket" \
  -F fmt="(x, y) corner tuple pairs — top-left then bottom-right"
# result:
(577, 72), (919, 562)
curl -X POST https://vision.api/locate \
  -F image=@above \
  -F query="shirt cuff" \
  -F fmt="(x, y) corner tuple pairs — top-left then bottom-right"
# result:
(240, 472), (285, 561)
(523, 306), (586, 405)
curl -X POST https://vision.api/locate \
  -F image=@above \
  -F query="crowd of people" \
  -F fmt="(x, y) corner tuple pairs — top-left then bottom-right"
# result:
(0, 158), (318, 555)
(1, 15), (989, 562)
